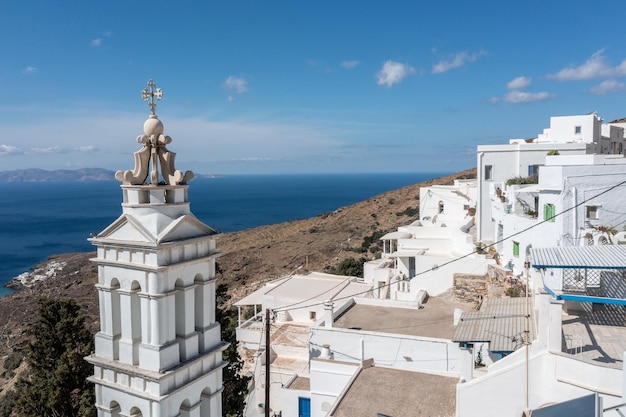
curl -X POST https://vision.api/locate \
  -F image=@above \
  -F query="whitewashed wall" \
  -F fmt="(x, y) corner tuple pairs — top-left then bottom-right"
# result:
(309, 360), (360, 417)
(411, 255), (493, 296)
(538, 114), (601, 144)
(310, 326), (462, 375)
(477, 143), (591, 243)
(457, 350), (623, 417)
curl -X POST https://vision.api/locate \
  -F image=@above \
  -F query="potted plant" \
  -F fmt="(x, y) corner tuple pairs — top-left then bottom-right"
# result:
(475, 242), (484, 254)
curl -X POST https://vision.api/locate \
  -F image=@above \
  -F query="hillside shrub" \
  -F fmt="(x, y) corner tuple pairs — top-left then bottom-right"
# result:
(396, 207), (419, 217)
(3, 351), (22, 372)
(328, 257), (367, 278)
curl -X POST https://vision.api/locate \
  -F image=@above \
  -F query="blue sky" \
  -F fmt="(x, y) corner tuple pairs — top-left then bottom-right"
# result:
(2, 1), (626, 175)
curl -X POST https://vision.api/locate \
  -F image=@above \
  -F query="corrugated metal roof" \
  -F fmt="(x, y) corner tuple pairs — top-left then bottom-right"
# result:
(453, 298), (534, 352)
(530, 246), (626, 269)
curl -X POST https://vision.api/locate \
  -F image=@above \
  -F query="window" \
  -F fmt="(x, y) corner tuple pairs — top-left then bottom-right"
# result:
(484, 165), (493, 180)
(513, 241), (520, 257)
(575, 126), (582, 134)
(543, 203), (555, 222)
(586, 205), (599, 220)
(528, 164), (540, 177)
(309, 311), (316, 320)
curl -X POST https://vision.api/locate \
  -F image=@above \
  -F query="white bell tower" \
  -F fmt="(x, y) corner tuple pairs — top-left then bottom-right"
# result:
(87, 80), (227, 417)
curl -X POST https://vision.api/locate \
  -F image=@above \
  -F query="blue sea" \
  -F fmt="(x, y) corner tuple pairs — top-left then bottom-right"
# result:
(0, 172), (449, 296)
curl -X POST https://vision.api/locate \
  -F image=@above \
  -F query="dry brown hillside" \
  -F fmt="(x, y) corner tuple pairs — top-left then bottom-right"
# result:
(0, 168), (475, 393)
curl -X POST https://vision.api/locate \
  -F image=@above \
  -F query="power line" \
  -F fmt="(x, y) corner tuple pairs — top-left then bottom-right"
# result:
(272, 275), (353, 311)
(273, 177), (626, 314)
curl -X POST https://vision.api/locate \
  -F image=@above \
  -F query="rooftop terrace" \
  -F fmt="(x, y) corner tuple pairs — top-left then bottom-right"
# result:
(561, 303), (626, 369)
(333, 296), (475, 339)
(330, 366), (457, 417)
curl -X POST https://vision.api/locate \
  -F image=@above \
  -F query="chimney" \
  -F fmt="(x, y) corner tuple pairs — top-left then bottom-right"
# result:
(324, 300), (334, 328)
(320, 344), (333, 360)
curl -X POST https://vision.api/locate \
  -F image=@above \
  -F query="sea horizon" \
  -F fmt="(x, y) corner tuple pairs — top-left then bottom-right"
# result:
(0, 171), (453, 296)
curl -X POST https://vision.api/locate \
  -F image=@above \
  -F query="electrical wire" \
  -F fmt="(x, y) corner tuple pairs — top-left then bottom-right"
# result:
(271, 275), (353, 311)
(272, 177), (626, 314)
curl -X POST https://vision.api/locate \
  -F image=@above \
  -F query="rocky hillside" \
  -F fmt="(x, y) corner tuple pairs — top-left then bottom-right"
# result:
(0, 168), (476, 393)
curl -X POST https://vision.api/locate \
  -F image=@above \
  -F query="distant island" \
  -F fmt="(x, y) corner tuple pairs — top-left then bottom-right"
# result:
(0, 168), (223, 182)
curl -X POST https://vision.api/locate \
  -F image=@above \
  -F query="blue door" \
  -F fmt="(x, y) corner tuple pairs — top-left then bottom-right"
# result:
(298, 397), (311, 417)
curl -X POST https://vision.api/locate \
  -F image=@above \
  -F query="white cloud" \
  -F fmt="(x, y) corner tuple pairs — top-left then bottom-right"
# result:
(502, 90), (553, 103)
(376, 60), (415, 88)
(341, 60), (360, 69)
(0, 111), (350, 172)
(0, 144), (23, 155)
(432, 50), (486, 74)
(30, 146), (65, 154)
(589, 79), (626, 95)
(76, 145), (98, 152)
(507, 76), (531, 90)
(90, 38), (102, 47)
(548, 50), (626, 81)
(22, 66), (37, 74)
(224, 76), (248, 93)
(226, 95), (234, 102)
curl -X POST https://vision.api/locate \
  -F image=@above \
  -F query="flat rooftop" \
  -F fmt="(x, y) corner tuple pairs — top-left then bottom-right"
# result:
(285, 376), (310, 391)
(333, 296), (475, 339)
(330, 366), (456, 417)
(234, 272), (372, 308)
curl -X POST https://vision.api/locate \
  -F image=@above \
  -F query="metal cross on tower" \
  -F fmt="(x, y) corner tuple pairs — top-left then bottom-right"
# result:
(141, 79), (163, 115)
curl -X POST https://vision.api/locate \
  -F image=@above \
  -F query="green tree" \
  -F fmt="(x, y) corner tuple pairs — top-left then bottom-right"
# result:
(14, 298), (95, 417)
(216, 284), (251, 417)
(330, 257), (366, 277)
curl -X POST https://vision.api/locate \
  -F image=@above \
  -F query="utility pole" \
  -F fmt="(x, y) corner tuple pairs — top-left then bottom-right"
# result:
(265, 308), (271, 417)
(524, 261), (531, 415)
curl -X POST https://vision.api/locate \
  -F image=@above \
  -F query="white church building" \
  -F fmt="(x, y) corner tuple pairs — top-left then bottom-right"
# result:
(86, 81), (227, 417)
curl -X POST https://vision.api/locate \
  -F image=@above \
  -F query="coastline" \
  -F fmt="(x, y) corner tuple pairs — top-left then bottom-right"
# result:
(5, 258), (68, 291)
(0, 172), (450, 291)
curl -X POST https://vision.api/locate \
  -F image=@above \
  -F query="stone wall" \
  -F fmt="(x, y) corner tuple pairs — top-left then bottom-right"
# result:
(453, 273), (489, 305)
(454, 264), (522, 305)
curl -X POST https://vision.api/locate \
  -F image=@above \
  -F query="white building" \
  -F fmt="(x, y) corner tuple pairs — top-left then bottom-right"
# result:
(87, 81), (227, 417)
(456, 246), (626, 416)
(233, 272), (372, 415)
(364, 179), (492, 301)
(491, 154), (626, 276)
(477, 113), (626, 246)
(280, 295), (473, 417)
